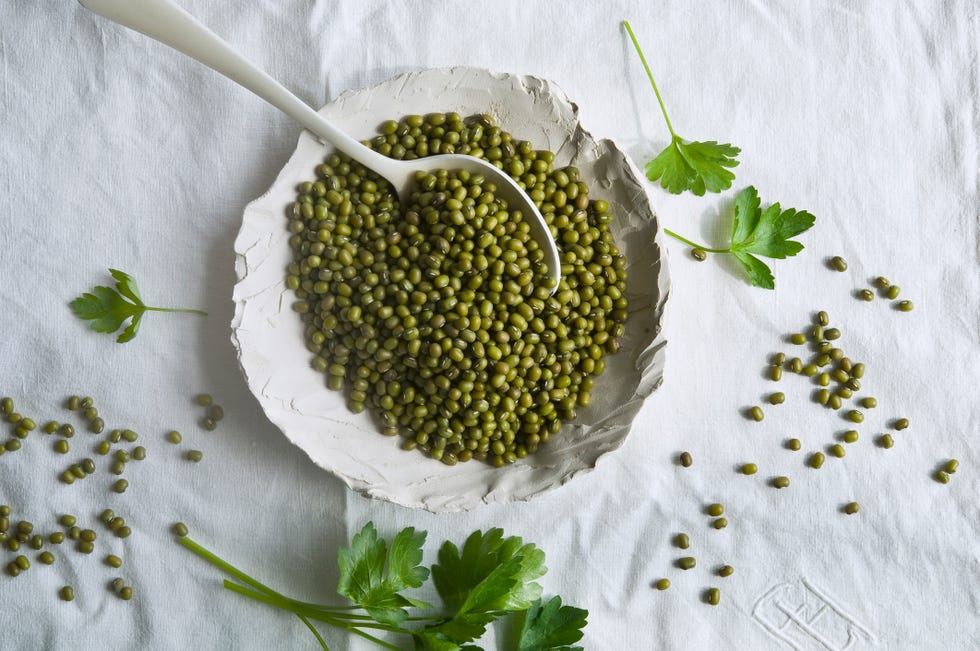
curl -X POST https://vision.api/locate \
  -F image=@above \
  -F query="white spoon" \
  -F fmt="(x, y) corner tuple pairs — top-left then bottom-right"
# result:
(78, 0), (561, 291)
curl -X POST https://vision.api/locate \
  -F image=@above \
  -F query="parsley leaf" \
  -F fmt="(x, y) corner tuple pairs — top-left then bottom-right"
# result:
(69, 268), (206, 342)
(624, 20), (740, 196)
(516, 596), (588, 651)
(426, 529), (546, 643)
(664, 186), (814, 289)
(179, 524), (582, 651)
(337, 522), (431, 626)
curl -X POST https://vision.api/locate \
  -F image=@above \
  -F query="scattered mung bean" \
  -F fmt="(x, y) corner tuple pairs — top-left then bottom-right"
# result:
(186, 450), (204, 463)
(112, 479), (129, 494)
(844, 502), (860, 515)
(886, 285), (901, 299)
(174, 522), (189, 537)
(691, 248), (707, 261)
(897, 300), (914, 312)
(677, 557), (696, 570)
(718, 565), (734, 577)
(749, 406), (764, 422)
(945, 459), (959, 474)
(879, 434), (894, 449)
(858, 289), (874, 301)
(674, 533), (690, 549)
(712, 518), (728, 530)
(830, 256), (848, 271)
(706, 588), (721, 605)
(167, 430), (182, 444)
(654, 578), (670, 590)
(741, 463), (758, 475)
(106, 555), (123, 568)
(772, 476), (790, 488)
(787, 438), (801, 451)
(39, 551), (55, 564)
(810, 452), (825, 469)
(769, 392), (785, 405)
(679, 451), (693, 467)
(934, 470), (950, 484)
(893, 418), (909, 431)
(195, 394), (213, 406)
(846, 410), (864, 423)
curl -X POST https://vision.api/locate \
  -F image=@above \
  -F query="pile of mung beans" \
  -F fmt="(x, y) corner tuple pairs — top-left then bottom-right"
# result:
(286, 112), (628, 466)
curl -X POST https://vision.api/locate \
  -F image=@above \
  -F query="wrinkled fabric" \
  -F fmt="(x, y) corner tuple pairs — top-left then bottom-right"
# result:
(0, 1), (977, 649)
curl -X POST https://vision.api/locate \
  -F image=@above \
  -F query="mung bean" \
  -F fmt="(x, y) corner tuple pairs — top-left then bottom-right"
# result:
(810, 452), (825, 469)
(679, 451), (693, 467)
(772, 476), (790, 488)
(893, 418), (909, 431)
(677, 557), (696, 570)
(654, 578), (670, 590)
(886, 285), (900, 299)
(769, 392), (785, 405)
(830, 256), (848, 271)
(749, 406), (764, 422)
(897, 300), (914, 312)
(945, 459), (959, 474)
(787, 438), (801, 451)
(858, 289), (874, 301)
(844, 502), (860, 515)
(741, 463), (758, 475)
(706, 588), (721, 605)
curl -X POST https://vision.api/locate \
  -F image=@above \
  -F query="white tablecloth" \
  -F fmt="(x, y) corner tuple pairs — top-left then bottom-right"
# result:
(1, 1), (977, 649)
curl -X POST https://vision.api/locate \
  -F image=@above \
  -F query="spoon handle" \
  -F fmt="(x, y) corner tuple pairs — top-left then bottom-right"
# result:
(78, 0), (393, 173)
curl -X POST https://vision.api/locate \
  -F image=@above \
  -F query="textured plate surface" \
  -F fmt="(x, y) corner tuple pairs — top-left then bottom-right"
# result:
(231, 66), (669, 512)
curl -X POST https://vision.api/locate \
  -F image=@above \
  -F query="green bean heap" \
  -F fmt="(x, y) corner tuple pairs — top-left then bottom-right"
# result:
(286, 113), (627, 466)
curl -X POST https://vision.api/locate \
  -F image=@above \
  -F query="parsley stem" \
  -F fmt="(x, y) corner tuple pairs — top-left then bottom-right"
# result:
(225, 582), (403, 651)
(622, 20), (677, 139)
(663, 228), (731, 254)
(143, 306), (208, 316)
(297, 614), (330, 651)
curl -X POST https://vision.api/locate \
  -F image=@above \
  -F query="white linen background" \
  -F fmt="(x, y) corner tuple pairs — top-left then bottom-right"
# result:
(1, 1), (977, 649)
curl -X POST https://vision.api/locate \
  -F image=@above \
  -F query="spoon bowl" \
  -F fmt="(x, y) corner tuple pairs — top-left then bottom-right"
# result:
(78, 0), (561, 291)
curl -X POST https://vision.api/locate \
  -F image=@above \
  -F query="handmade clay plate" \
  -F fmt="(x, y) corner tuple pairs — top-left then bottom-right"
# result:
(231, 67), (669, 512)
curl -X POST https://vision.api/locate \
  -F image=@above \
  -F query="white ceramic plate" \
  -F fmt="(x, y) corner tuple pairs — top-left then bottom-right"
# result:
(231, 67), (669, 512)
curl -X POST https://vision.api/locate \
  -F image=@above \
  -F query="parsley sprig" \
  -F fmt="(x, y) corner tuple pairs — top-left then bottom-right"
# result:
(623, 20), (740, 196)
(69, 268), (206, 342)
(179, 522), (588, 651)
(664, 186), (815, 289)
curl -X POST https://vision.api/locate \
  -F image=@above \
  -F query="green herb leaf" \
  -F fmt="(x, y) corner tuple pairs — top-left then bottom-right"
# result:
(109, 268), (143, 305)
(432, 529), (545, 615)
(664, 186), (815, 289)
(728, 185), (815, 287)
(624, 20), (740, 196)
(337, 522), (430, 626)
(516, 596), (588, 651)
(646, 138), (740, 196)
(69, 268), (206, 343)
